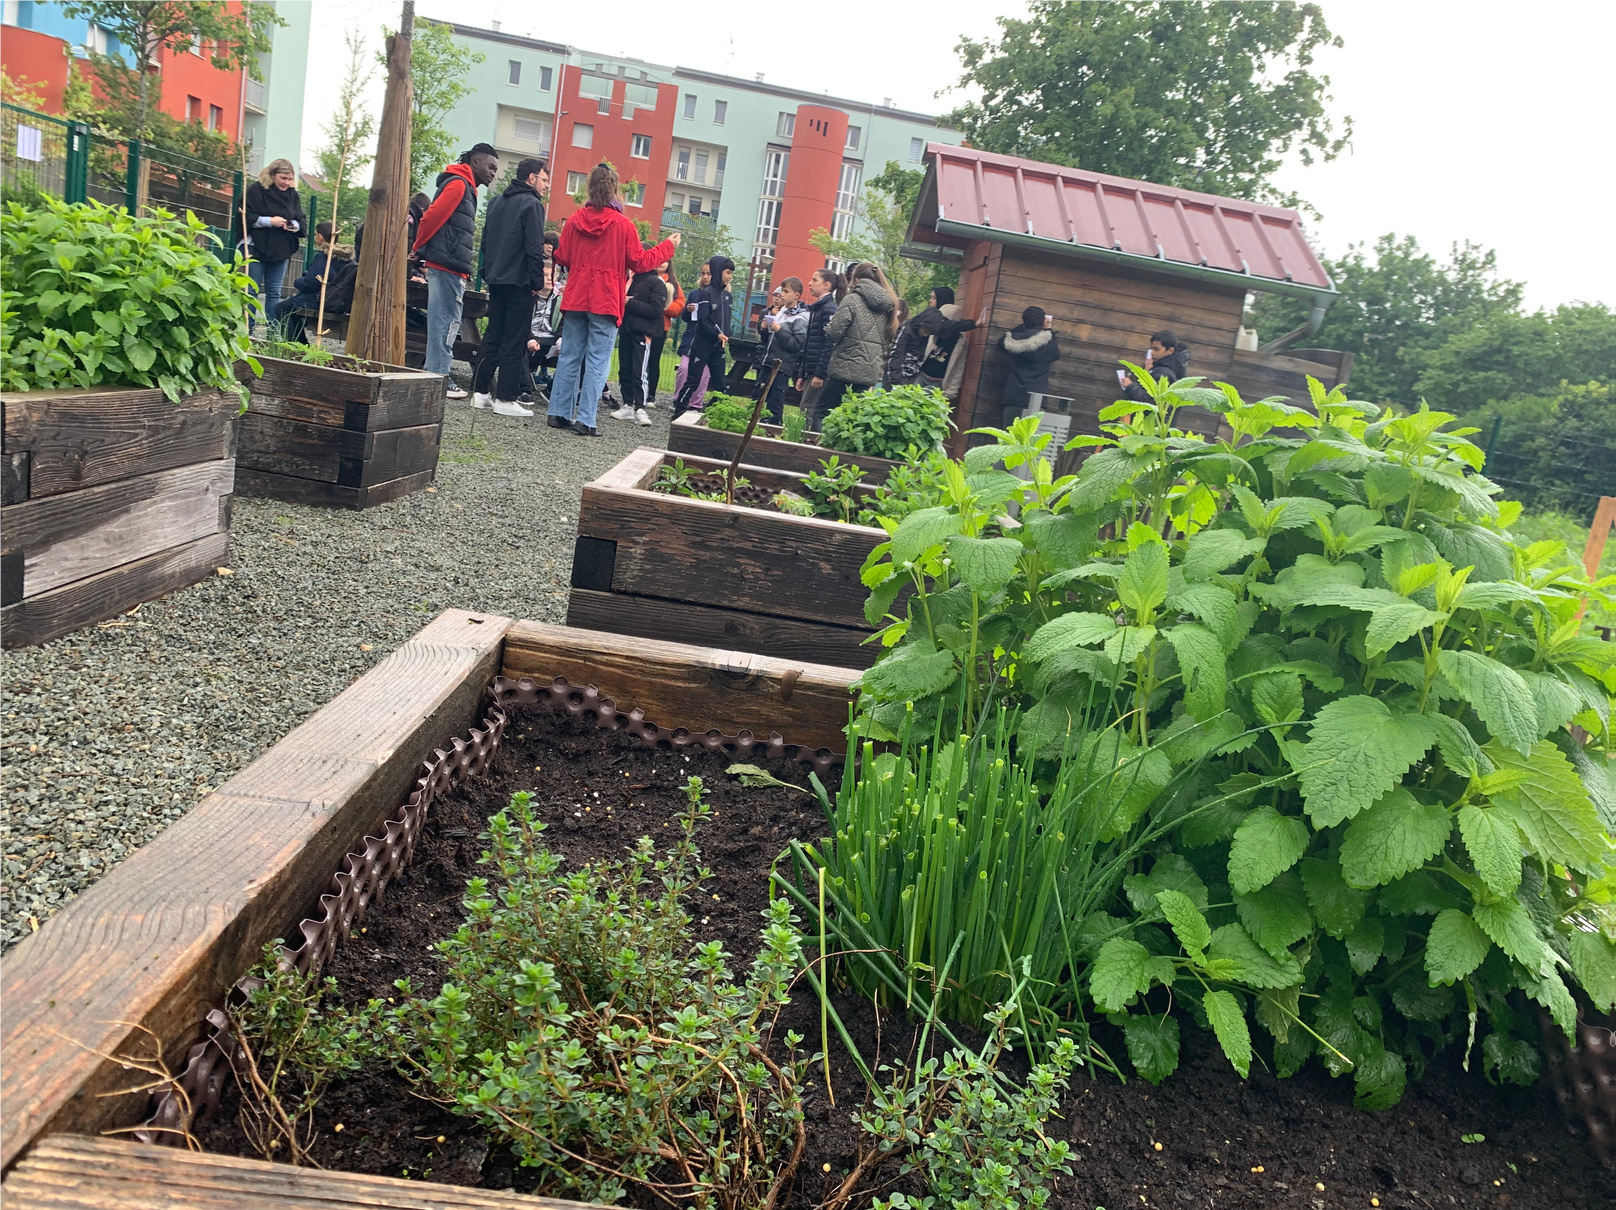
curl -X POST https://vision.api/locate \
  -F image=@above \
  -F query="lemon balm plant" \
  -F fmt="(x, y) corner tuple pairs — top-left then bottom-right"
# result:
(849, 369), (1615, 1107)
(1, 198), (256, 401)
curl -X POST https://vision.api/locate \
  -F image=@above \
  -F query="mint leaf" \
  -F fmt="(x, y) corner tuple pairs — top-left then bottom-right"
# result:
(1339, 788), (1452, 889)
(1183, 528), (1266, 581)
(1089, 938), (1175, 1012)
(1023, 611), (1115, 662)
(890, 506), (961, 564)
(1300, 856), (1370, 939)
(1424, 909), (1491, 985)
(1155, 888), (1211, 958)
(1297, 697), (1439, 828)
(1203, 989), (1252, 1078)
(945, 534), (1022, 595)
(1456, 804), (1523, 897)
(1250, 670), (1305, 727)
(1118, 540), (1169, 618)
(1353, 1046), (1408, 1110)
(1472, 897), (1550, 977)
(1437, 650), (1539, 756)
(1429, 713), (1486, 779)
(1228, 805), (1311, 895)
(1166, 622), (1227, 721)
(853, 643), (957, 701)
(1365, 601), (1448, 658)
(1485, 739), (1609, 875)
(1124, 1013), (1181, 1084)
(1482, 1033), (1542, 1087)
(1568, 932), (1616, 1013)
(1346, 917), (1385, 974)
(1205, 923), (1302, 989)
(1235, 872), (1314, 959)
(1167, 582), (1240, 650)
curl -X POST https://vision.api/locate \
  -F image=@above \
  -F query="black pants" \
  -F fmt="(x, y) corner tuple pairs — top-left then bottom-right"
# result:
(646, 333), (666, 402)
(618, 329), (651, 409)
(812, 377), (867, 429)
(672, 341), (727, 415)
(472, 284), (533, 401)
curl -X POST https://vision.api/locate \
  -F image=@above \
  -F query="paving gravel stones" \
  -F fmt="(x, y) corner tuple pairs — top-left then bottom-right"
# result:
(0, 394), (685, 950)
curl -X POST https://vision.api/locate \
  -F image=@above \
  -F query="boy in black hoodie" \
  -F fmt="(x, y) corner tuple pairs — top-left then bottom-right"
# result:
(670, 255), (734, 417)
(612, 255), (668, 426)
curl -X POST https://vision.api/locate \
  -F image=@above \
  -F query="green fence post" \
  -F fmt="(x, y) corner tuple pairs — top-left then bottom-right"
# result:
(1484, 414), (1502, 469)
(64, 120), (90, 204)
(123, 139), (142, 213)
(304, 192), (319, 271)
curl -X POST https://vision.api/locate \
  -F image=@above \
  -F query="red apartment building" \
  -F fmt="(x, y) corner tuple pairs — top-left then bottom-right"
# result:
(544, 61), (678, 230)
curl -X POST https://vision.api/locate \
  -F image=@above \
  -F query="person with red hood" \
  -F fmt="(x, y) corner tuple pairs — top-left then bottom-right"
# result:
(412, 143), (499, 398)
(546, 163), (681, 436)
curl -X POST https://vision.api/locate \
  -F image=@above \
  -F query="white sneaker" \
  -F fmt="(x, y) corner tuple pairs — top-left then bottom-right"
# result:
(472, 391), (494, 409)
(610, 405), (636, 421)
(634, 408), (652, 426)
(492, 399), (534, 418)
(445, 385), (468, 400)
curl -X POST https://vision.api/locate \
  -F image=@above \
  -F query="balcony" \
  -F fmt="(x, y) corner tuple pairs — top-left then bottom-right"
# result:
(243, 77), (266, 114)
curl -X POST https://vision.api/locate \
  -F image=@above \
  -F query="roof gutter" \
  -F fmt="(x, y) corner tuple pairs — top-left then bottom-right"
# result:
(933, 217), (1338, 305)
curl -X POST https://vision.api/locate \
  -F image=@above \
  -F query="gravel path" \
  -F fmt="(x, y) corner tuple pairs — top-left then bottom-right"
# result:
(1, 389), (683, 950)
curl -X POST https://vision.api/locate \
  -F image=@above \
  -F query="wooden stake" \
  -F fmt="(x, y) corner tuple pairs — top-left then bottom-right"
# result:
(725, 358), (783, 505)
(1577, 495), (1616, 625)
(313, 143), (347, 343)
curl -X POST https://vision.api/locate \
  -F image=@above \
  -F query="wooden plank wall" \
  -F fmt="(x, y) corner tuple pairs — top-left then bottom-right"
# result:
(0, 610), (512, 1170)
(565, 448), (882, 668)
(236, 359), (445, 509)
(0, 387), (236, 648)
(951, 246), (1351, 450)
(666, 412), (901, 478)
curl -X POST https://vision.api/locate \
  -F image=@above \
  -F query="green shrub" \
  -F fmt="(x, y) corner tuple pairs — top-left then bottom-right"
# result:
(849, 370), (1616, 1107)
(821, 384), (952, 461)
(1, 197), (254, 400)
(702, 393), (757, 433)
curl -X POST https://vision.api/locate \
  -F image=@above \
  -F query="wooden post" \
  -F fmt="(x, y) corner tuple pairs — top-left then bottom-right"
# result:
(345, 1), (413, 365)
(1578, 495), (1616, 626)
(313, 144), (348, 342)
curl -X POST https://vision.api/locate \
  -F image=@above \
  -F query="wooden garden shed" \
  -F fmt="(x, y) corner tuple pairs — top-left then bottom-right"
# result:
(903, 145), (1353, 448)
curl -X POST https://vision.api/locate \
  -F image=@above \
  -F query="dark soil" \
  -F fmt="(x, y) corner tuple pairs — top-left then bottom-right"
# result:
(201, 705), (1614, 1209)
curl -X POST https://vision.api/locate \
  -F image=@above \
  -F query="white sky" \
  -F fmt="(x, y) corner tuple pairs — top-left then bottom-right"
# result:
(299, 0), (1612, 312)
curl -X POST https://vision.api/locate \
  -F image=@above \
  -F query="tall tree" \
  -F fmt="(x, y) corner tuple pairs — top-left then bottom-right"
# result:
(810, 161), (957, 311)
(1250, 234), (1523, 405)
(393, 19), (483, 193)
(950, 1), (1350, 205)
(60, 2), (279, 146)
(308, 31), (376, 232)
(665, 212), (739, 294)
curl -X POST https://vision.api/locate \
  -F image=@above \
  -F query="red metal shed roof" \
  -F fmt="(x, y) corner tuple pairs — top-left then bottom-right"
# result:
(911, 144), (1335, 299)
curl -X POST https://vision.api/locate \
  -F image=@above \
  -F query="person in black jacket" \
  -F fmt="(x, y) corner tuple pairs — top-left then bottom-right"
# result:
(243, 157), (305, 333)
(1001, 305), (1062, 425)
(1121, 329), (1191, 402)
(758, 276), (809, 422)
(273, 223), (356, 339)
(612, 253), (669, 426)
(670, 255), (734, 417)
(797, 267), (841, 423)
(471, 157), (547, 417)
(413, 142), (500, 397)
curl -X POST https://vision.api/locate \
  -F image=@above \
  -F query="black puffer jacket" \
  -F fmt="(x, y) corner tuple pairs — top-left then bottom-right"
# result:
(1001, 325), (1062, 414)
(623, 270), (669, 339)
(243, 181), (305, 264)
(801, 291), (838, 381)
(415, 164), (479, 277)
(479, 177), (547, 292)
(1123, 344), (1191, 402)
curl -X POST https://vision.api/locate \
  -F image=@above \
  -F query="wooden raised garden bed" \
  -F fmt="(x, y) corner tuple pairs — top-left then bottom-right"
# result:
(567, 447), (887, 668)
(237, 356), (446, 510)
(0, 611), (858, 1204)
(668, 408), (900, 477)
(1, 385), (236, 649)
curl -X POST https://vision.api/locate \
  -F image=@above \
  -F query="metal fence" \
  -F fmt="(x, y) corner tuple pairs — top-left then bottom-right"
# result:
(1483, 421), (1614, 522)
(2, 103), (87, 206)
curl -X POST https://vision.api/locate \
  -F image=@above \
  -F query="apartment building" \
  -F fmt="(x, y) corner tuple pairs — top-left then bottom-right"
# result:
(436, 21), (962, 290)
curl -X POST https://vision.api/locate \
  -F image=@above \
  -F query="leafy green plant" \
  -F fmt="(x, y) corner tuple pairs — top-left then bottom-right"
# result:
(781, 404), (810, 443)
(849, 369), (1615, 1106)
(1, 197), (256, 400)
(386, 781), (810, 1207)
(254, 338), (336, 368)
(804, 456), (867, 523)
(653, 458), (748, 503)
(702, 394), (758, 434)
(821, 385), (953, 461)
(859, 449), (953, 527)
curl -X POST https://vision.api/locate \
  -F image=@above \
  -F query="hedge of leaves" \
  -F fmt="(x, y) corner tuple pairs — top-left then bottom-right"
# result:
(1, 198), (253, 400)
(821, 384), (953, 461)
(848, 369), (1615, 1108)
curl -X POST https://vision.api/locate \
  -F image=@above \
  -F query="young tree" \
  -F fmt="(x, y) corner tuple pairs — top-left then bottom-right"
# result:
(950, 0), (1350, 205)
(308, 31), (376, 232)
(393, 19), (483, 193)
(665, 212), (739, 293)
(809, 161), (957, 311)
(60, 2), (279, 146)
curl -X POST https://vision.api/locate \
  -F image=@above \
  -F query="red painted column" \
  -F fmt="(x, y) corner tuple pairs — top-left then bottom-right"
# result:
(771, 104), (847, 290)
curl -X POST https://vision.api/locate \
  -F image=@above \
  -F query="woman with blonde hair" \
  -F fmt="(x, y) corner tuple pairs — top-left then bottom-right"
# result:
(243, 157), (305, 332)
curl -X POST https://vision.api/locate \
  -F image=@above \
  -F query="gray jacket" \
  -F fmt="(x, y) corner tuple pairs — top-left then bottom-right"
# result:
(825, 279), (895, 385)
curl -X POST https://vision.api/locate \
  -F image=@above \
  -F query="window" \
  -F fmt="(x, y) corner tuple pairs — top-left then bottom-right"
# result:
(577, 74), (611, 99)
(832, 162), (862, 242)
(623, 181), (644, 207)
(675, 147), (690, 180)
(597, 96), (610, 115)
(669, 191), (684, 211)
(572, 123), (593, 149)
(566, 170), (586, 195)
(512, 114), (551, 147)
(752, 149), (789, 264)
(539, 65), (553, 91)
(190, 31), (204, 56)
(507, 60), (521, 85)
(624, 82), (657, 115)
(631, 133), (652, 158)
(715, 152), (726, 187)
(846, 125), (861, 150)
(776, 112), (795, 138)
(712, 99), (726, 125)
(694, 150), (708, 184)
(86, 23), (109, 55)
(208, 104), (223, 131)
(185, 95), (201, 122)
(688, 194), (702, 215)
(909, 137), (924, 163)
(682, 94), (696, 119)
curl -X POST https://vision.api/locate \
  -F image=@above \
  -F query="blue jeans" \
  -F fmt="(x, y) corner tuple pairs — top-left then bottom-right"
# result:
(425, 267), (467, 376)
(248, 258), (288, 328)
(548, 312), (618, 428)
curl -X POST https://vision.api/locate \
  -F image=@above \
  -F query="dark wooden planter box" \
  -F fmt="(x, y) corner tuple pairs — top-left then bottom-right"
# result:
(238, 356), (446, 509)
(668, 409), (901, 478)
(0, 613), (856, 1204)
(1, 386), (236, 649)
(568, 447), (886, 668)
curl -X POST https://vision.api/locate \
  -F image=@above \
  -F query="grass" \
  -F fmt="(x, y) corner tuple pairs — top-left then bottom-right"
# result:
(438, 434), (502, 466)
